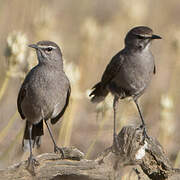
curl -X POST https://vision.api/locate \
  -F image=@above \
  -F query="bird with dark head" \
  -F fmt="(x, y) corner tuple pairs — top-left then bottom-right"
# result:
(17, 40), (71, 174)
(89, 26), (161, 147)
(124, 26), (161, 50)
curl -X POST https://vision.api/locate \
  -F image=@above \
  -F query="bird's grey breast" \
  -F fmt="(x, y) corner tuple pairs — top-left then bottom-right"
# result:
(21, 65), (69, 123)
(112, 49), (154, 96)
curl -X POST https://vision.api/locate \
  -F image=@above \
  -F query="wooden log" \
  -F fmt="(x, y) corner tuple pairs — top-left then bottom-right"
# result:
(0, 125), (179, 180)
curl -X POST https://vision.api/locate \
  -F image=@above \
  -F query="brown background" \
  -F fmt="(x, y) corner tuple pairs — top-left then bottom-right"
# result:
(0, 0), (180, 172)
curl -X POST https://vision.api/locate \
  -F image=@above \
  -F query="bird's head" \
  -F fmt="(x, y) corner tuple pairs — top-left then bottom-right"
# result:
(125, 26), (162, 50)
(28, 41), (62, 64)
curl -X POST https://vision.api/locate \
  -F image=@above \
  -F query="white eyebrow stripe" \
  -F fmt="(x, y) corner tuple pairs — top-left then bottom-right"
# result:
(133, 33), (152, 38)
(139, 34), (152, 38)
(38, 45), (56, 49)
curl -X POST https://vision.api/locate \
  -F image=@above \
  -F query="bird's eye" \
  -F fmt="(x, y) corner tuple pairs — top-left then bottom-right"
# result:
(46, 47), (53, 52)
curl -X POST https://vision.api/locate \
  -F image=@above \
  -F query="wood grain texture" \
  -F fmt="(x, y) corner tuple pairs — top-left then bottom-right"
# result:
(0, 125), (179, 180)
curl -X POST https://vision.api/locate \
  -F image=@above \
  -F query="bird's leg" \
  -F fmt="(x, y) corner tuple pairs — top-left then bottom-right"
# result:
(113, 96), (120, 150)
(27, 123), (39, 175)
(133, 99), (149, 139)
(44, 120), (65, 158)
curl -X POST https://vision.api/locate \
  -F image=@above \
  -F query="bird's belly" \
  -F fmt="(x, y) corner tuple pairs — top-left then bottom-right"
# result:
(21, 99), (42, 124)
(21, 92), (55, 124)
(21, 85), (67, 124)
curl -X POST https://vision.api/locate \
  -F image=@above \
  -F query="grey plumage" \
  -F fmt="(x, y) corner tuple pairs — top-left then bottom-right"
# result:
(17, 40), (71, 174)
(90, 26), (161, 144)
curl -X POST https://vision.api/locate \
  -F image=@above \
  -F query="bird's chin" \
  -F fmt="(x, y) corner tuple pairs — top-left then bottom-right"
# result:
(37, 51), (46, 60)
(143, 42), (151, 50)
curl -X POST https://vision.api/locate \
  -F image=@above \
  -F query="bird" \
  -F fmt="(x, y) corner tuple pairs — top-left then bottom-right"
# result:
(17, 40), (71, 174)
(89, 26), (161, 146)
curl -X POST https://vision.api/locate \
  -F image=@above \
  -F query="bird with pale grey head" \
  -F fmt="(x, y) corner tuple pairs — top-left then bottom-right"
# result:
(17, 40), (71, 174)
(89, 26), (161, 148)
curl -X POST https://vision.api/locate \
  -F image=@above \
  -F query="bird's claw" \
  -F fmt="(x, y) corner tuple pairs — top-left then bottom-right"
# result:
(54, 146), (65, 159)
(140, 124), (150, 140)
(27, 155), (39, 175)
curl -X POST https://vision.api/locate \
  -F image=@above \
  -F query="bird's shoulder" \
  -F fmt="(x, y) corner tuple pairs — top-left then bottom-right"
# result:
(23, 65), (42, 82)
(23, 64), (63, 84)
(101, 49), (125, 85)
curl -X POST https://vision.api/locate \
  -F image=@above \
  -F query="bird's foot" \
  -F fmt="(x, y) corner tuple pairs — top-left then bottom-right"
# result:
(27, 155), (39, 176)
(140, 124), (150, 140)
(113, 133), (121, 151)
(54, 145), (65, 159)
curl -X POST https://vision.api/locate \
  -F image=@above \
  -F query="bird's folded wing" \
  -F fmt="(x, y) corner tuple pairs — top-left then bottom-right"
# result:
(101, 52), (125, 86)
(17, 86), (26, 119)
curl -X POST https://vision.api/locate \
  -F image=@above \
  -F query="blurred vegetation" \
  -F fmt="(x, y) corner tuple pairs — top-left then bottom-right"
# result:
(0, 1), (180, 177)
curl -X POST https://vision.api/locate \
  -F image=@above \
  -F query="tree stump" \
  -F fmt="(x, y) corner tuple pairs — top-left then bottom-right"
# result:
(0, 125), (179, 180)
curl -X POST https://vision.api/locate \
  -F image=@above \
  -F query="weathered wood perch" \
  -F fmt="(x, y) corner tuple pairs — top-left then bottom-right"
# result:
(0, 125), (180, 180)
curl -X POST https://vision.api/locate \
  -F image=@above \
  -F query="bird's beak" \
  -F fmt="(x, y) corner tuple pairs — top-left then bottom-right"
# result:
(151, 34), (162, 40)
(28, 44), (38, 49)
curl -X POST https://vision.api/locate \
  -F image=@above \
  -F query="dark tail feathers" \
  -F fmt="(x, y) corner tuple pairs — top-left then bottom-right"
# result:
(89, 82), (108, 103)
(22, 120), (44, 151)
